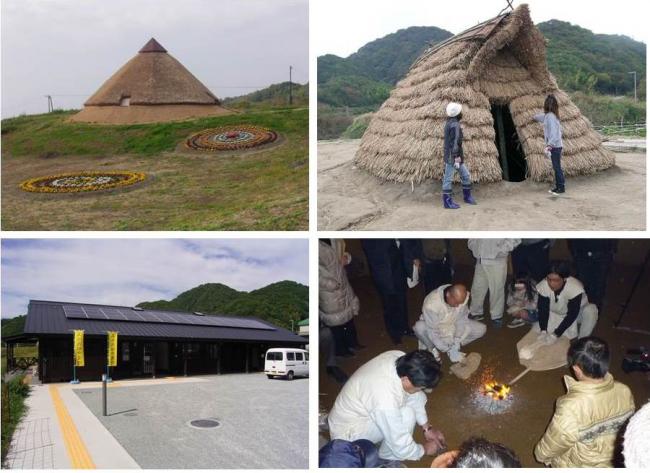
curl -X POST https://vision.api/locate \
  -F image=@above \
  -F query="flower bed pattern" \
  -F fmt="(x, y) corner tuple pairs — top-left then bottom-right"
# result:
(185, 125), (278, 151)
(20, 171), (146, 193)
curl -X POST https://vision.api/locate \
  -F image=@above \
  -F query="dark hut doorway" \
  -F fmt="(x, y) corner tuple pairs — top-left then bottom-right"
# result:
(490, 104), (526, 182)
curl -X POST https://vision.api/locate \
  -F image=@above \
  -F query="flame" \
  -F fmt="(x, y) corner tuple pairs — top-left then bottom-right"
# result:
(482, 381), (511, 401)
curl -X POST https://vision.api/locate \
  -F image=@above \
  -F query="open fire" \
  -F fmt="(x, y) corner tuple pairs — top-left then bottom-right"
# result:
(482, 381), (511, 401)
(471, 379), (514, 415)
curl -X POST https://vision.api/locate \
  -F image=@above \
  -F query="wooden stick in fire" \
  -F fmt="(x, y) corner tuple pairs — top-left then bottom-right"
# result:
(507, 367), (532, 386)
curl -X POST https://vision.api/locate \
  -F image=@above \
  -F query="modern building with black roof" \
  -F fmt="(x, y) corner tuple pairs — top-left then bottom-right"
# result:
(6, 300), (307, 383)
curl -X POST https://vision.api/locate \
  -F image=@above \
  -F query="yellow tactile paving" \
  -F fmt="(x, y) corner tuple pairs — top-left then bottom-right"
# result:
(49, 385), (96, 469)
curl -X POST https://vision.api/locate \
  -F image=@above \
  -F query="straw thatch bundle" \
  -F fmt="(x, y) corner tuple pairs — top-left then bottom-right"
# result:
(71, 38), (231, 124)
(354, 4), (615, 183)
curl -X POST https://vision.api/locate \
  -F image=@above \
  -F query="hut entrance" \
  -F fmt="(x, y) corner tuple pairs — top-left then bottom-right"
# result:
(490, 104), (526, 182)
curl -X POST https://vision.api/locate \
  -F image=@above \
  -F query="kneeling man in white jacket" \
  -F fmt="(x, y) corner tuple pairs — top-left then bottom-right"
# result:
(328, 350), (446, 461)
(414, 284), (486, 363)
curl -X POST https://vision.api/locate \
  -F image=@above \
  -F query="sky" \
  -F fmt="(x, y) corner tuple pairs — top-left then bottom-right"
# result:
(313, 0), (649, 58)
(1, 0), (308, 118)
(1, 239), (309, 319)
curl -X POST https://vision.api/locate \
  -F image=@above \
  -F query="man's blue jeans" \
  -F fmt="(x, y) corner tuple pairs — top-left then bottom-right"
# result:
(442, 162), (472, 193)
(550, 147), (565, 191)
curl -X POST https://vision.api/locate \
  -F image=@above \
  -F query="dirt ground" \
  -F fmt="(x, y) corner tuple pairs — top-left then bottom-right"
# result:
(319, 240), (650, 467)
(317, 139), (646, 230)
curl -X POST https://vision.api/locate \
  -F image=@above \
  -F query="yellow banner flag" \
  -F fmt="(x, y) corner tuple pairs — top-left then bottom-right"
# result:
(73, 330), (85, 367)
(107, 331), (118, 367)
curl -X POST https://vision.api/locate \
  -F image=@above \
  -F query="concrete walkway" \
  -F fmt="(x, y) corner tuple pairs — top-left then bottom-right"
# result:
(5, 382), (140, 469)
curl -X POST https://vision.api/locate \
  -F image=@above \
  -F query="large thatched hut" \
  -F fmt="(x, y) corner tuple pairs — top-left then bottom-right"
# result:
(71, 38), (231, 125)
(354, 4), (615, 183)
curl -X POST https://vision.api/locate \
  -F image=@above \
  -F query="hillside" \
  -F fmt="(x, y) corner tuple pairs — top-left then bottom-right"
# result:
(2, 107), (308, 231)
(223, 82), (308, 108)
(539, 20), (646, 96)
(138, 281), (308, 330)
(1, 315), (26, 338)
(318, 26), (453, 86)
(317, 21), (646, 111)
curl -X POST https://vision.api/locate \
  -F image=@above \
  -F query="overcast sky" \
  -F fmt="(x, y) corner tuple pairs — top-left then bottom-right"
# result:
(314, 0), (648, 58)
(1, 239), (308, 319)
(1, 0), (308, 118)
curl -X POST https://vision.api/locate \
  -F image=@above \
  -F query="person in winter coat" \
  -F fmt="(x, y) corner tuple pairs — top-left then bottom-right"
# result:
(361, 239), (422, 345)
(319, 239), (361, 356)
(328, 350), (446, 462)
(534, 337), (635, 467)
(505, 273), (538, 329)
(623, 401), (650, 468)
(442, 102), (477, 209)
(413, 284), (486, 363)
(533, 94), (565, 195)
(468, 239), (521, 327)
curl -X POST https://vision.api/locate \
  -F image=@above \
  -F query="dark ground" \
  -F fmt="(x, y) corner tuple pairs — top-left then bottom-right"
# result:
(319, 240), (650, 468)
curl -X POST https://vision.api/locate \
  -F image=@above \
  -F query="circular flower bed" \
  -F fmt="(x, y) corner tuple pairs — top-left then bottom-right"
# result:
(20, 171), (146, 193)
(185, 125), (278, 151)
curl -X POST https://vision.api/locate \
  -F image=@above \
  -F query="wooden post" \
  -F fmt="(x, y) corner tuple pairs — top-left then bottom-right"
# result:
(216, 343), (221, 375)
(495, 106), (510, 181)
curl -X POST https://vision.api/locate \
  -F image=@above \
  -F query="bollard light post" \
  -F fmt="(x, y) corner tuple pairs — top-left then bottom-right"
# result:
(102, 374), (108, 416)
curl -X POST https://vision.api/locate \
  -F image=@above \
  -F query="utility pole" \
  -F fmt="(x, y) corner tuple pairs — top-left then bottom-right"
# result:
(289, 66), (293, 106)
(45, 95), (53, 113)
(628, 71), (637, 102)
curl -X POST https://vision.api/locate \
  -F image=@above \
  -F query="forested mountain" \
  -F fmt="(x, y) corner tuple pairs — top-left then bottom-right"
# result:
(1, 315), (26, 338)
(318, 21), (646, 109)
(138, 281), (308, 330)
(538, 20), (645, 96)
(223, 82), (308, 107)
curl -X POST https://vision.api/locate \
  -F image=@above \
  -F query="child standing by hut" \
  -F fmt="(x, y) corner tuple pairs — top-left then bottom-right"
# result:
(534, 95), (564, 195)
(442, 102), (477, 209)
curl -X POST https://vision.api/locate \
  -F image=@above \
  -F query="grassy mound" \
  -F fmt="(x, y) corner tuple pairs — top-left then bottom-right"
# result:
(1, 108), (308, 230)
(341, 113), (374, 139)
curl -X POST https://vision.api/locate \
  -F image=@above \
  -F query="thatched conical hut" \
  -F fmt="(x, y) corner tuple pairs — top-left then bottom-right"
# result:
(354, 4), (615, 183)
(71, 38), (231, 125)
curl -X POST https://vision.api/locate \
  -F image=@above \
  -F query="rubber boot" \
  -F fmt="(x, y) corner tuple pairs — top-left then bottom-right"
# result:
(463, 187), (477, 205)
(443, 192), (460, 209)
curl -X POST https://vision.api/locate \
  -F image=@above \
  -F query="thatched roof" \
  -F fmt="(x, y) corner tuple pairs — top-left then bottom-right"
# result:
(84, 38), (220, 106)
(354, 4), (615, 183)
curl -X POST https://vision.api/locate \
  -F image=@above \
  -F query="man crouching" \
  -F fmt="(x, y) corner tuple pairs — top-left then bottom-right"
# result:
(413, 284), (486, 363)
(328, 350), (446, 462)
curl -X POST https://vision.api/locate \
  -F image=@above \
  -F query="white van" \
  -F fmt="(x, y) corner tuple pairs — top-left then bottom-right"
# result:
(265, 348), (309, 380)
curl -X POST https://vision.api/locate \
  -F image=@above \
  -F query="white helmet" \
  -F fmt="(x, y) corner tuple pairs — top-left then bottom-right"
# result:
(446, 102), (462, 117)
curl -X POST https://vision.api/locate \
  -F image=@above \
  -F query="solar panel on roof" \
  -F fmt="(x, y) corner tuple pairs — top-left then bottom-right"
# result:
(61, 304), (275, 331)
(62, 305), (85, 317)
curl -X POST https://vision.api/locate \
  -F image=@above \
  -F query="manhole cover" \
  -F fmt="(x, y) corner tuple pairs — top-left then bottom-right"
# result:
(188, 418), (221, 429)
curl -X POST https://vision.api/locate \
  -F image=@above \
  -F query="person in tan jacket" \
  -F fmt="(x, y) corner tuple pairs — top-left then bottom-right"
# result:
(534, 337), (635, 467)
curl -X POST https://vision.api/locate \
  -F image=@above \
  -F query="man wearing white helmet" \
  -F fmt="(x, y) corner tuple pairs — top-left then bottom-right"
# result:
(442, 102), (476, 209)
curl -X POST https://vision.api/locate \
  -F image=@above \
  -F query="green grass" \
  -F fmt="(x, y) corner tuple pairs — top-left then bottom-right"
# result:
(1, 376), (30, 465)
(341, 113), (374, 139)
(569, 92), (646, 127)
(1, 108), (308, 230)
(2, 108), (308, 157)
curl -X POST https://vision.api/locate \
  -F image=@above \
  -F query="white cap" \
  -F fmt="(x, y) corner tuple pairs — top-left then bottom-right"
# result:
(446, 102), (462, 117)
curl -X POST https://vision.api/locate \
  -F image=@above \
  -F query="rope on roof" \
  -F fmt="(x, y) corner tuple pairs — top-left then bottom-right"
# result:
(497, 0), (515, 18)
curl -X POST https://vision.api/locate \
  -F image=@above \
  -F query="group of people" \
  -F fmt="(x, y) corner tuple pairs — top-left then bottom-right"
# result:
(319, 238), (617, 379)
(321, 339), (645, 468)
(318, 238), (645, 467)
(442, 94), (565, 209)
